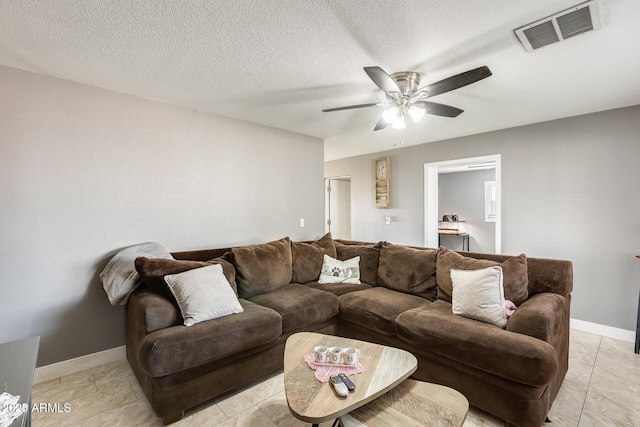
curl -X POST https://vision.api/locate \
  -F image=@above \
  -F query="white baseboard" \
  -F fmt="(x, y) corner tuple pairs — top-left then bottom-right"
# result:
(34, 345), (126, 384)
(570, 318), (636, 343)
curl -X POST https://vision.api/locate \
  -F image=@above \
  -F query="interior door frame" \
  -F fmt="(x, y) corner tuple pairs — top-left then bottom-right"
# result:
(423, 155), (501, 253)
(324, 175), (351, 237)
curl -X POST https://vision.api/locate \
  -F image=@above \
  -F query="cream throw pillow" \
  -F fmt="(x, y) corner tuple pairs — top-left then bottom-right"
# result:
(165, 264), (244, 326)
(451, 266), (508, 328)
(318, 254), (361, 284)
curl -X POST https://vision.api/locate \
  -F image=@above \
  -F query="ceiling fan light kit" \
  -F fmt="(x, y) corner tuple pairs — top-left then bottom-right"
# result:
(382, 104), (425, 129)
(382, 106), (399, 124)
(322, 65), (492, 132)
(408, 105), (426, 122)
(391, 114), (406, 130)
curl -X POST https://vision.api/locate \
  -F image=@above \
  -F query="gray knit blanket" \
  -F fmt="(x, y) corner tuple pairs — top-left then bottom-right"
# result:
(100, 242), (172, 305)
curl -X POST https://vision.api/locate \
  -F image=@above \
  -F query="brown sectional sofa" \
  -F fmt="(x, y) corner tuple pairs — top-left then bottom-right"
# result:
(125, 234), (572, 427)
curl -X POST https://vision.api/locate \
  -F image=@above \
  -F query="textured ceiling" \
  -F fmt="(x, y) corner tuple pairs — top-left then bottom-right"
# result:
(1, 1), (638, 160)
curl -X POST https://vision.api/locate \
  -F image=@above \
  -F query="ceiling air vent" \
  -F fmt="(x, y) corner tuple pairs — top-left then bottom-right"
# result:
(515, 1), (602, 52)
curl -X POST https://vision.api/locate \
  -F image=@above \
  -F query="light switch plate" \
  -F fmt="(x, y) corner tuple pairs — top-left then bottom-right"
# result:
(385, 216), (391, 225)
(299, 218), (305, 227)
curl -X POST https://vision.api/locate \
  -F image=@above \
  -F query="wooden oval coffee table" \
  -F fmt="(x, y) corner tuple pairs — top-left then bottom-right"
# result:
(284, 332), (418, 425)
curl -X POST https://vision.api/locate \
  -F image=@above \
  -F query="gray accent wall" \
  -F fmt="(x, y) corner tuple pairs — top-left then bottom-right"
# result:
(0, 66), (325, 366)
(325, 105), (640, 332)
(439, 169), (496, 253)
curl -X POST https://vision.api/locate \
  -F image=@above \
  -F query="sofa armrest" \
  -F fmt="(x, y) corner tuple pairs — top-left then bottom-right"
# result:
(127, 287), (181, 335)
(506, 292), (569, 344)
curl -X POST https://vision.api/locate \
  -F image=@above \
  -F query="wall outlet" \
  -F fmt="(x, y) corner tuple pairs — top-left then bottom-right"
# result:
(385, 216), (392, 225)
(299, 218), (305, 227)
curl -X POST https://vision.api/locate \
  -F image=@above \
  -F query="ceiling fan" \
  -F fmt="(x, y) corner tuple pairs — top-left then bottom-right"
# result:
(322, 65), (492, 131)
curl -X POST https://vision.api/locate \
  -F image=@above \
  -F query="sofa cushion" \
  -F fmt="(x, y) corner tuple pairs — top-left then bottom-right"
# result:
(138, 299), (282, 377)
(231, 237), (292, 298)
(291, 233), (336, 284)
(334, 241), (382, 285)
(303, 281), (372, 296)
(135, 256), (238, 302)
(338, 287), (430, 336)
(436, 247), (528, 305)
(165, 264), (244, 326)
(451, 266), (507, 328)
(378, 242), (437, 300)
(247, 284), (338, 334)
(395, 300), (558, 387)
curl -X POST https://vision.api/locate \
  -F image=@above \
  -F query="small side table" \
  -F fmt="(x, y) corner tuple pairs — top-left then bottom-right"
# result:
(438, 233), (470, 251)
(0, 336), (40, 427)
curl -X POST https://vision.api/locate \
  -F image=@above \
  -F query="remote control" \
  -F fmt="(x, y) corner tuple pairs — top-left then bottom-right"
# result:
(338, 373), (356, 391)
(329, 375), (349, 397)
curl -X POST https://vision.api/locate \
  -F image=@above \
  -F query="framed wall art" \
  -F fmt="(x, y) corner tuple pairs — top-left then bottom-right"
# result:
(374, 157), (391, 208)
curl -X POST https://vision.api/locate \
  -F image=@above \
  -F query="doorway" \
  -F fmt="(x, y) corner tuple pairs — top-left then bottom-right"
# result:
(325, 177), (351, 240)
(424, 155), (501, 253)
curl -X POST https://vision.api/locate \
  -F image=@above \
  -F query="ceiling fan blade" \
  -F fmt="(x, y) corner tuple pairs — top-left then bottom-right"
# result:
(419, 66), (492, 98)
(364, 66), (401, 95)
(374, 117), (389, 131)
(415, 101), (464, 118)
(322, 103), (379, 112)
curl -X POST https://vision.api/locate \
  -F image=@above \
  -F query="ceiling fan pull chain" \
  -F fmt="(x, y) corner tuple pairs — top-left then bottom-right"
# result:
(392, 129), (405, 146)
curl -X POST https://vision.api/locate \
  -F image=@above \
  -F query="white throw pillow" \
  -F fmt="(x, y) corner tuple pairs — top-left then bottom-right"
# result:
(318, 254), (361, 284)
(451, 266), (508, 328)
(165, 264), (244, 326)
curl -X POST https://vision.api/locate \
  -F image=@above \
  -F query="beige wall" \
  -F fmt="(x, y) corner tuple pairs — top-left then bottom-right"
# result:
(0, 66), (325, 366)
(325, 105), (640, 331)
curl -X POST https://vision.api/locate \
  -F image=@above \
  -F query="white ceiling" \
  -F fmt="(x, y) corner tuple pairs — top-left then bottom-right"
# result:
(1, 1), (639, 161)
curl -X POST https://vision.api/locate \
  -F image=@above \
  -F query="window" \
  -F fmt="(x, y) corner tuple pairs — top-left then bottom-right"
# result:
(485, 181), (497, 222)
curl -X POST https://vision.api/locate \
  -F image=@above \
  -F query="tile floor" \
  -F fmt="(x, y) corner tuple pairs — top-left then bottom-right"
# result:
(31, 329), (639, 427)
